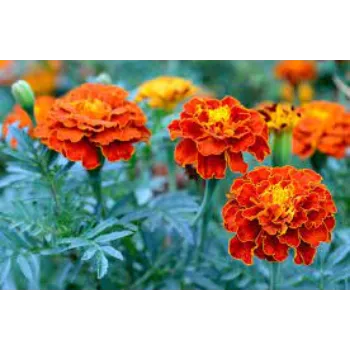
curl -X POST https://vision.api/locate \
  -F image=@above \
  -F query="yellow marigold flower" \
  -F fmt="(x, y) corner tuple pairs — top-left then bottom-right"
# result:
(135, 76), (197, 111)
(298, 82), (314, 104)
(280, 83), (294, 103)
(256, 102), (302, 132)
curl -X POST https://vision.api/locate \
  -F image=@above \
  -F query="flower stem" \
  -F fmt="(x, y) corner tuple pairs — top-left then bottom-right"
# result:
(272, 130), (292, 167)
(269, 263), (280, 290)
(88, 165), (105, 219)
(191, 179), (217, 227)
(166, 143), (176, 192)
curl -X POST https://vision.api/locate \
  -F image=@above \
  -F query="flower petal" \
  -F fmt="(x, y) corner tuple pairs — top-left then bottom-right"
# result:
(294, 242), (316, 265)
(248, 136), (270, 161)
(263, 235), (289, 262)
(229, 236), (255, 265)
(226, 151), (248, 174)
(300, 222), (329, 246)
(197, 136), (227, 156)
(197, 153), (226, 179)
(175, 139), (198, 166)
(279, 228), (300, 248)
(56, 128), (85, 143)
(101, 141), (135, 162)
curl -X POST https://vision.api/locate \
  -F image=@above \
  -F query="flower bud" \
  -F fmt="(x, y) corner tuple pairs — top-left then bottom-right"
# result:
(95, 73), (112, 85)
(11, 80), (35, 111)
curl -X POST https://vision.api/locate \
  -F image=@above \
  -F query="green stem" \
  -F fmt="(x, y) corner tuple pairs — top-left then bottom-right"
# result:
(166, 143), (176, 192)
(128, 153), (137, 181)
(191, 179), (217, 227)
(269, 263), (280, 290)
(88, 165), (105, 219)
(24, 105), (36, 127)
(272, 130), (292, 167)
(310, 151), (327, 174)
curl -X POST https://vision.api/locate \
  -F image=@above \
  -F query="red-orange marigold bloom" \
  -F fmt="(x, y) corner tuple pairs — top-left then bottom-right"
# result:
(168, 97), (270, 179)
(2, 96), (55, 148)
(293, 101), (350, 159)
(223, 166), (336, 266)
(34, 83), (151, 170)
(275, 60), (317, 86)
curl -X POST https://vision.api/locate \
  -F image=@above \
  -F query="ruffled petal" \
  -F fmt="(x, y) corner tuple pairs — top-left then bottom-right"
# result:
(174, 139), (198, 166)
(197, 153), (226, 179)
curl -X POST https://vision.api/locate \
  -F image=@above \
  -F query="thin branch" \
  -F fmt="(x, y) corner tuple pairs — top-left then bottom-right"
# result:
(333, 75), (350, 99)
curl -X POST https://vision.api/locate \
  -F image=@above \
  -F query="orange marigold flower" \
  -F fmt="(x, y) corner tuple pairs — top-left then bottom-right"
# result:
(168, 97), (270, 179)
(2, 96), (55, 148)
(135, 76), (197, 111)
(223, 166), (336, 266)
(275, 60), (317, 86)
(293, 101), (350, 159)
(23, 61), (61, 95)
(34, 83), (151, 170)
(0, 60), (16, 85)
(256, 102), (302, 132)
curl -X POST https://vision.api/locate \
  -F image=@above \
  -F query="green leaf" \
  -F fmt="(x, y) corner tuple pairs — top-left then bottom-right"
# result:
(83, 218), (119, 239)
(17, 255), (34, 282)
(0, 258), (12, 285)
(101, 246), (124, 261)
(120, 209), (155, 224)
(163, 214), (194, 244)
(221, 270), (241, 282)
(81, 247), (97, 261)
(191, 274), (221, 290)
(95, 230), (133, 243)
(59, 237), (89, 249)
(96, 252), (109, 279)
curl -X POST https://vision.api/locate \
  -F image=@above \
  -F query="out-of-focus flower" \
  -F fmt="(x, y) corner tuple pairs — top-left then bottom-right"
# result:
(0, 60), (16, 85)
(280, 83), (294, 103)
(168, 97), (270, 179)
(298, 82), (314, 103)
(135, 76), (197, 111)
(2, 96), (55, 148)
(256, 102), (302, 133)
(293, 101), (350, 159)
(223, 166), (336, 265)
(23, 61), (62, 96)
(275, 60), (317, 86)
(34, 83), (151, 170)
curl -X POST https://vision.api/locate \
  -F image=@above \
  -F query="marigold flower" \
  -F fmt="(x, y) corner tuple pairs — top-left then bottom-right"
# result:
(0, 60), (16, 85)
(2, 96), (55, 148)
(23, 61), (62, 95)
(256, 102), (302, 133)
(223, 166), (336, 265)
(293, 101), (350, 159)
(34, 83), (151, 170)
(168, 97), (270, 179)
(135, 76), (197, 111)
(275, 60), (317, 86)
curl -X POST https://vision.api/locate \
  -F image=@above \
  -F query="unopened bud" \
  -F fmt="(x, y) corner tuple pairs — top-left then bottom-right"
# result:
(11, 80), (35, 111)
(95, 73), (112, 85)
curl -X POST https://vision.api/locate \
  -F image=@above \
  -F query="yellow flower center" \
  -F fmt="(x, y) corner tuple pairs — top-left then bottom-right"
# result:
(270, 184), (294, 206)
(72, 98), (110, 119)
(208, 106), (231, 123)
(268, 104), (301, 131)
